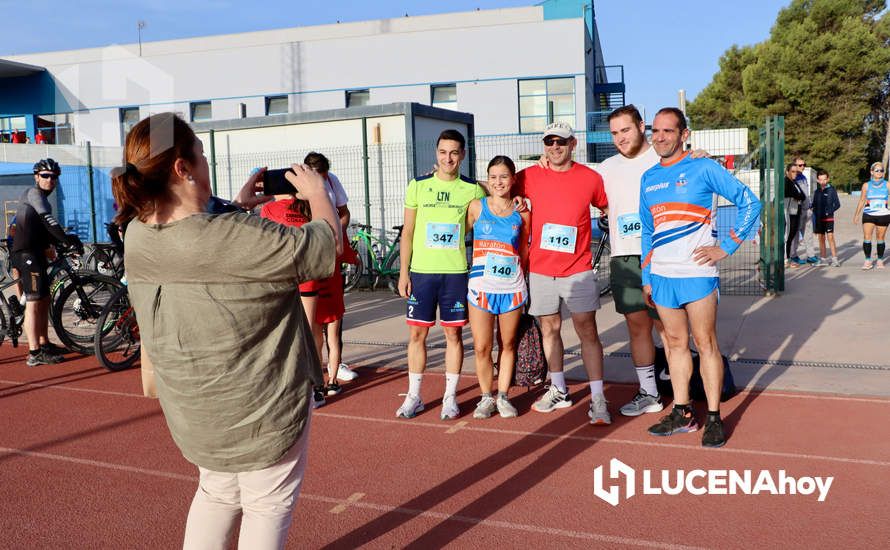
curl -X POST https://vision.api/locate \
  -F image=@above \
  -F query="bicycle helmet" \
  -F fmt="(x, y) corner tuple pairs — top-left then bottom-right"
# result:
(33, 158), (62, 175)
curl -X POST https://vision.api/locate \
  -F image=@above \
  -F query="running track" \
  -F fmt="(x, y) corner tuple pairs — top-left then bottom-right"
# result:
(1, 348), (888, 549)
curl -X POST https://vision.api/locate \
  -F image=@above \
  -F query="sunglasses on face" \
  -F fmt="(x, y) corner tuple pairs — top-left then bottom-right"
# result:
(543, 137), (569, 147)
(874, 169), (885, 173)
(795, 163), (806, 168)
(38, 173), (59, 180)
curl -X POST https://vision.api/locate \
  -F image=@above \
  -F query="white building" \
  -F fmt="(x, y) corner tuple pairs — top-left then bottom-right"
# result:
(0, 0), (623, 159)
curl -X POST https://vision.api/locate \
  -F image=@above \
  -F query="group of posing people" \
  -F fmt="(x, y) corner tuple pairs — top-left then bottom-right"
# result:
(394, 106), (761, 453)
(111, 106), (761, 548)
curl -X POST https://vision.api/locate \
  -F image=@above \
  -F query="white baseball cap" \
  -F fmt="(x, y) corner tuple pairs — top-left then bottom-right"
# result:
(542, 121), (574, 140)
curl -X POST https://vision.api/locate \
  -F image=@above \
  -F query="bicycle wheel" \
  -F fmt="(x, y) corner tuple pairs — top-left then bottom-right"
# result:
(342, 240), (365, 293)
(84, 246), (122, 278)
(591, 237), (611, 297)
(50, 273), (123, 355)
(0, 302), (8, 347)
(94, 286), (140, 371)
(382, 250), (401, 294)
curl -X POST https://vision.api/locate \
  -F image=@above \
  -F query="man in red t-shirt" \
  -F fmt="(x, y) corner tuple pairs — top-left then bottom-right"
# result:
(515, 122), (611, 424)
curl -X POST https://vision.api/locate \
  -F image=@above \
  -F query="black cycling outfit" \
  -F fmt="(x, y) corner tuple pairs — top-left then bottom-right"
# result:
(11, 187), (70, 300)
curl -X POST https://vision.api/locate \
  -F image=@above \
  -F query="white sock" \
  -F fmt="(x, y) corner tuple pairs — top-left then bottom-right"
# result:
(408, 372), (423, 397)
(635, 364), (658, 397)
(444, 372), (460, 397)
(549, 371), (567, 393)
(588, 379), (604, 396)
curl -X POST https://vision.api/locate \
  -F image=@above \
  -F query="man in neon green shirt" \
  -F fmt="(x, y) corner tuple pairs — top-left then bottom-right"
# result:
(396, 129), (486, 420)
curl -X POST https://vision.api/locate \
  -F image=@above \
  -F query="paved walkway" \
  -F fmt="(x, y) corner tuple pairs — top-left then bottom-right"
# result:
(340, 195), (890, 397)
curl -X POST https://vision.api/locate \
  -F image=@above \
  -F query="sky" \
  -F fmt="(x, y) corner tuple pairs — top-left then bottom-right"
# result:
(0, 0), (789, 118)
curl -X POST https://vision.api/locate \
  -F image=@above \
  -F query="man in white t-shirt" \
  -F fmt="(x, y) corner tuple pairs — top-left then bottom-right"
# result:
(595, 105), (670, 417)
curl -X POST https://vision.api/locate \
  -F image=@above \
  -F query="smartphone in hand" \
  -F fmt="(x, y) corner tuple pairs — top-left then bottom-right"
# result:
(262, 168), (297, 195)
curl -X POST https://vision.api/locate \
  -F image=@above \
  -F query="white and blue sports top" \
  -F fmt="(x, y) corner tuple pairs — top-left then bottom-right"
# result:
(640, 153), (761, 285)
(864, 179), (890, 216)
(468, 199), (525, 294)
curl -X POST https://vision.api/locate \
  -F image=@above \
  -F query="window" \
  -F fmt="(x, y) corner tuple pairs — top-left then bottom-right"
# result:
(0, 116), (26, 143)
(431, 84), (457, 110)
(346, 89), (369, 108)
(265, 95), (288, 116)
(518, 77), (575, 134)
(120, 107), (140, 139)
(190, 101), (212, 122)
(36, 113), (75, 144)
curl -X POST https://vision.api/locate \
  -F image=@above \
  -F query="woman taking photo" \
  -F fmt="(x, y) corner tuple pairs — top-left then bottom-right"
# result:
(466, 156), (529, 418)
(852, 162), (889, 270)
(113, 113), (340, 549)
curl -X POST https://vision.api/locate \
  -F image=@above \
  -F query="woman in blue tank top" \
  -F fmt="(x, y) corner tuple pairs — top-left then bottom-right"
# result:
(466, 156), (530, 419)
(852, 162), (889, 270)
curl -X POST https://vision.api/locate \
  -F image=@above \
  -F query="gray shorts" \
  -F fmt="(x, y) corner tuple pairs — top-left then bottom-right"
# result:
(528, 270), (600, 316)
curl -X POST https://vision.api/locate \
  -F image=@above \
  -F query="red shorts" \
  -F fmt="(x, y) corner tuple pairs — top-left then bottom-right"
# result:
(299, 279), (322, 294)
(314, 273), (345, 324)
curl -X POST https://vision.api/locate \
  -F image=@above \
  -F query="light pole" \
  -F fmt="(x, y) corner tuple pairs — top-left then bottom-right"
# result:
(137, 20), (146, 56)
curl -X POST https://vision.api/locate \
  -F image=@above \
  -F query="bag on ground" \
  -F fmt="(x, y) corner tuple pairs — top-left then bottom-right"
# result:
(653, 347), (737, 402)
(513, 313), (547, 387)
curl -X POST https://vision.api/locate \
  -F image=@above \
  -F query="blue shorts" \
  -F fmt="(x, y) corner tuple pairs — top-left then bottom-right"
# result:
(407, 272), (468, 327)
(467, 289), (527, 315)
(650, 274), (719, 309)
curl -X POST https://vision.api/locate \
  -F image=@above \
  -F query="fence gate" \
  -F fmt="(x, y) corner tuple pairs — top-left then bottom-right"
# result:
(758, 115), (785, 294)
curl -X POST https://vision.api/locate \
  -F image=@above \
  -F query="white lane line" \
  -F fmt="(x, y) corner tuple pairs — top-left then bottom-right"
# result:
(315, 412), (890, 468)
(2, 380), (888, 467)
(0, 379), (145, 398)
(3, 376), (890, 404)
(0, 446), (704, 550)
(445, 421), (468, 434)
(329, 492), (365, 514)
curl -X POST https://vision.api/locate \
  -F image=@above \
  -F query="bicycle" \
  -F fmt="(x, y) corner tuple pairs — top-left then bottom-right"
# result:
(342, 223), (404, 293)
(0, 278), (26, 348)
(82, 223), (125, 279)
(94, 285), (139, 371)
(49, 249), (125, 355)
(591, 215), (611, 297)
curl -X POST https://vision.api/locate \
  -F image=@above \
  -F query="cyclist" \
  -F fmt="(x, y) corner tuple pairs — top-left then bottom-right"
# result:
(12, 158), (82, 366)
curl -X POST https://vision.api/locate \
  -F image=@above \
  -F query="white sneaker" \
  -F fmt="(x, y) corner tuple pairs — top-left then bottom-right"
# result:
(588, 393), (612, 425)
(830, 258), (841, 267)
(336, 363), (359, 381)
(441, 394), (460, 420)
(396, 394), (424, 419)
(473, 395), (497, 419)
(496, 394), (518, 418)
(532, 385), (572, 413)
(619, 390), (664, 417)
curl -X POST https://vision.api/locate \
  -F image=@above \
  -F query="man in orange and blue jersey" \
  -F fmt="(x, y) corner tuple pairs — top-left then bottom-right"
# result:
(639, 108), (760, 448)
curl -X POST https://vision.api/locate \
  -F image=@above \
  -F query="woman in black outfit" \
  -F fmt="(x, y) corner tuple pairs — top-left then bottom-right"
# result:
(784, 163), (806, 266)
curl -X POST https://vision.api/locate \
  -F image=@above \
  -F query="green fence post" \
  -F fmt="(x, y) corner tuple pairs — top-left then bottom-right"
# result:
(361, 118), (372, 227)
(86, 141), (97, 243)
(209, 129), (218, 196)
(773, 116), (785, 293)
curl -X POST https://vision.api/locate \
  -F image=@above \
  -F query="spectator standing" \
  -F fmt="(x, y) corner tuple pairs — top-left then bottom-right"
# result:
(784, 163), (805, 268)
(790, 156), (818, 264)
(811, 169), (841, 267)
(852, 161), (889, 270)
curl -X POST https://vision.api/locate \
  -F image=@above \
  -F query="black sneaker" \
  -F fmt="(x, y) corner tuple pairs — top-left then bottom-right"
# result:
(41, 343), (68, 356)
(702, 417), (727, 448)
(325, 382), (342, 396)
(648, 406), (699, 436)
(26, 349), (64, 367)
(312, 386), (326, 409)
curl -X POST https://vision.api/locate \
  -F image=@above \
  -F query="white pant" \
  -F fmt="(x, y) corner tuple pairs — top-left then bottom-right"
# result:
(182, 413), (312, 550)
(791, 208), (816, 258)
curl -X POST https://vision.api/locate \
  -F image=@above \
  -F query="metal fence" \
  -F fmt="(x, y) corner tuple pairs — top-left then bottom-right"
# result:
(0, 120), (784, 295)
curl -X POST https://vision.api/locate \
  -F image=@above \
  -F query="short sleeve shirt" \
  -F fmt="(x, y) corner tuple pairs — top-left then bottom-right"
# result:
(125, 213), (335, 472)
(404, 173), (486, 273)
(596, 146), (660, 257)
(515, 163), (608, 277)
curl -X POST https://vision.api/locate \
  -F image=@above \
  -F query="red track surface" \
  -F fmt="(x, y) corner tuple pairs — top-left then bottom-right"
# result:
(2, 347), (889, 549)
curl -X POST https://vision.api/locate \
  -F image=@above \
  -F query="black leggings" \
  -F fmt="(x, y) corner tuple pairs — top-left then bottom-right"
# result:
(786, 213), (801, 258)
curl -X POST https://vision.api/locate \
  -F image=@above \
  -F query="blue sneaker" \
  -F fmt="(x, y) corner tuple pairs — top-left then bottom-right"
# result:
(806, 256), (819, 264)
(791, 257), (806, 265)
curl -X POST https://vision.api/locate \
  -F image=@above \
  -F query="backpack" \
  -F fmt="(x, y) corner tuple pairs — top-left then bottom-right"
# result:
(654, 347), (737, 402)
(513, 313), (547, 387)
